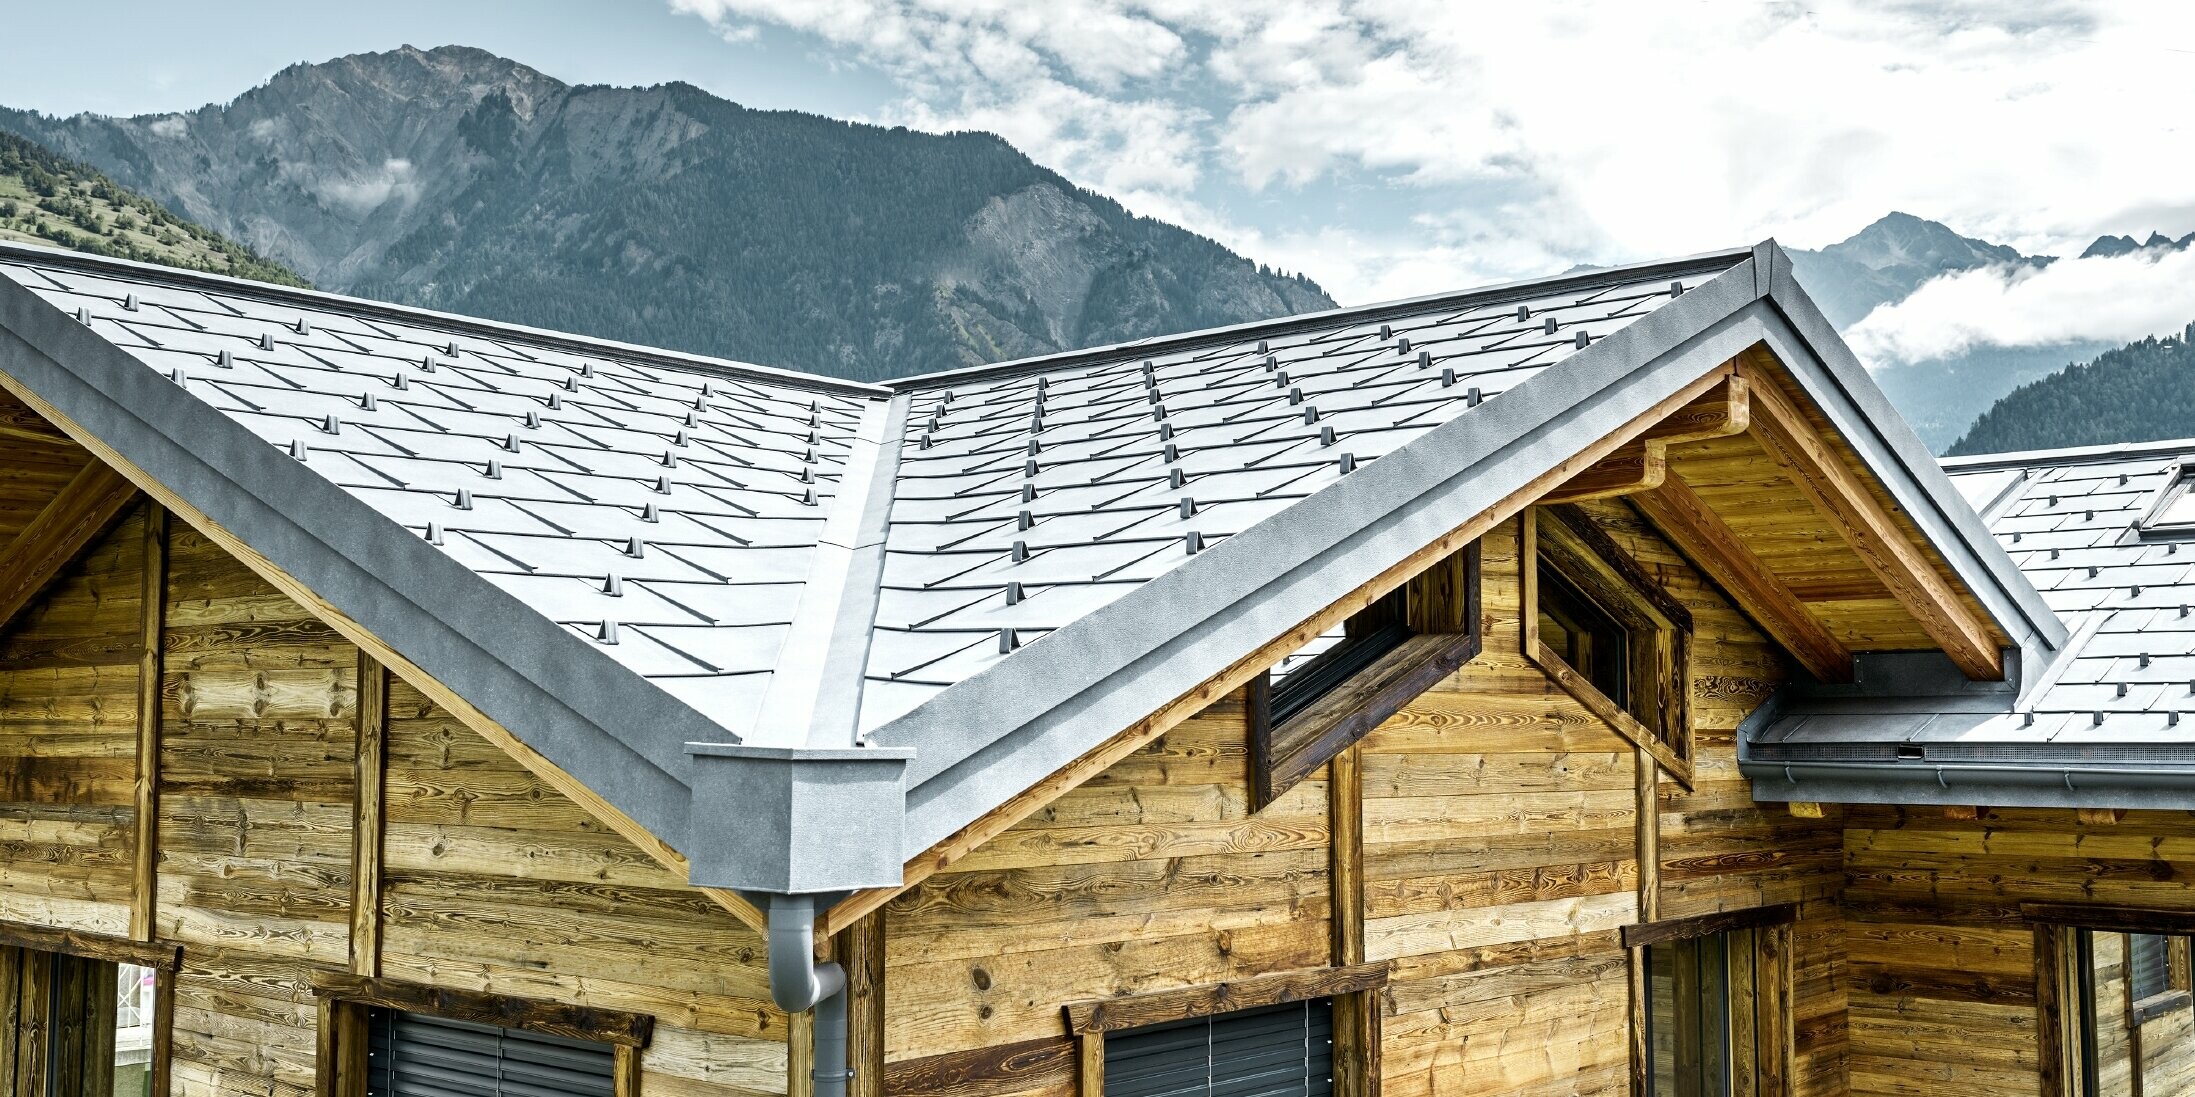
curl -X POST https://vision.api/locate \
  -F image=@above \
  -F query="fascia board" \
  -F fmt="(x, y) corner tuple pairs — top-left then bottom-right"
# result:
(0, 270), (726, 846)
(1753, 241), (2070, 661)
(867, 259), (1770, 860)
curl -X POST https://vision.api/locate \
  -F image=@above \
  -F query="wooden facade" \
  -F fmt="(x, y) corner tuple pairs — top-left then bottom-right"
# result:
(0, 351), (2181, 1097)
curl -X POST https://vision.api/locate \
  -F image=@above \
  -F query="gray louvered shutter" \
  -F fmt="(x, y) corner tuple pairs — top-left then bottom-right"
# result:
(1104, 999), (1333, 1097)
(366, 1008), (617, 1097)
(2131, 934), (2173, 1001)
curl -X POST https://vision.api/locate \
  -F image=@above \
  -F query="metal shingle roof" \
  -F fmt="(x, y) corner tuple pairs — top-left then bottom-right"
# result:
(0, 244), (1699, 747)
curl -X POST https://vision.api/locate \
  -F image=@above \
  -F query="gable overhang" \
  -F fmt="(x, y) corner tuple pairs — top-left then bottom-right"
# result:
(820, 242), (2066, 901)
(0, 255), (913, 906)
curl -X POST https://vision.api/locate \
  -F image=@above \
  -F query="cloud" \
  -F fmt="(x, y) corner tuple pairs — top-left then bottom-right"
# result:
(1847, 246), (2195, 363)
(302, 158), (420, 215)
(670, 1), (2195, 304)
(147, 116), (187, 139)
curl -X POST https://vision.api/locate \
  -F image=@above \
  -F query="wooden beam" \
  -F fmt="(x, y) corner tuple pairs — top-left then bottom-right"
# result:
(821, 360), (1739, 937)
(311, 971), (654, 1048)
(130, 504), (166, 943)
(2036, 925), (2070, 1097)
(351, 653), (388, 978)
(1062, 962), (1390, 1035)
(150, 966), (176, 1097)
(614, 1047), (644, 1097)
(1531, 638), (1693, 790)
(1737, 358), (2003, 679)
(1622, 903), (1798, 950)
(0, 920), (179, 970)
(1253, 631), (1481, 809)
(1632, 474), (1854, 683)
(0, 458), (139, 634)
(1542, 375), (1749, 505)
(2078, 807), (2126, 826)
(2022, 903), (2195, 935)
(0, 372), (770, 938)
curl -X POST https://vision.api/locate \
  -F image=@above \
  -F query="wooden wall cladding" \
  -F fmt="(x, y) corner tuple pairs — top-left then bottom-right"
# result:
(0, 505), (147, 937)
(0, 499), (793, 1097)
(881, 690), (1332, 1096)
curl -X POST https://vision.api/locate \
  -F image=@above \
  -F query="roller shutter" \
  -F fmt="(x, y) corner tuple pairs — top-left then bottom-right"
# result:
(365, 1008), (617, 1097)
(1103, 999), (1333, 1097)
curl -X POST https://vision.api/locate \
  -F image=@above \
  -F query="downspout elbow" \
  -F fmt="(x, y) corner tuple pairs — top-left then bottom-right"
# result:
(767, 894), (851, 1097)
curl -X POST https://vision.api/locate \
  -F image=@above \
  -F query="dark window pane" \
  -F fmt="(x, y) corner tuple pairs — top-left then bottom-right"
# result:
(1537, 560), (1628, 703)
(1106, 999), (1333, 1097)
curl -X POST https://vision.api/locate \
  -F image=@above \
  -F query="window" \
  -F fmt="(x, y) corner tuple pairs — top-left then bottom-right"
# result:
(2137, 466), (2195, 537)
(1103, 999), (1333, 1097)
(1269, 589), (1414, 726)
(1525, 505), (1692, 777)
(367, 1009), (618, 1097)
(1249, 542), (1481, 809)
(1537, 565), (1628, 703)
(0, 934), (174, 1097)
(2061, 929), (2195, 1096)
(1625, 908), (1794, 1097)
(316, 974), (650, 1097)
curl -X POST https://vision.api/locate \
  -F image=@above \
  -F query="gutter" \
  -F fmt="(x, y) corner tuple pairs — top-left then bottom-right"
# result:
(1742, 756), (2195, 810)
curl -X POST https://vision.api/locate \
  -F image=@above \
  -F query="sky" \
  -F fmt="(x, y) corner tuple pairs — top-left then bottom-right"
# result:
(3, 0), (2195, 361)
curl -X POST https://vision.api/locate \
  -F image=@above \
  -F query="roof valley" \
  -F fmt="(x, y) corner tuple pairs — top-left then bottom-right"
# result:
(743, 393), (912, 749)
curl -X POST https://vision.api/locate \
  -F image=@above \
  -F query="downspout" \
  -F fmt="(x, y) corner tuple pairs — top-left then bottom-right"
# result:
(768, 894), (851, 1097)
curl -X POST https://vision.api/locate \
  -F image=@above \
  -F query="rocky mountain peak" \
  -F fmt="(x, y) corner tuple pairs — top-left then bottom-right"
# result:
(1831, 211), (2026, 274)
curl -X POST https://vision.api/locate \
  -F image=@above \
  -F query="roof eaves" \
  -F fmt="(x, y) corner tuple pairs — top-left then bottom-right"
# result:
(0, 240), (888, 399)
(880, 246), (1757, 392)
(1940, 435), (2195, 473)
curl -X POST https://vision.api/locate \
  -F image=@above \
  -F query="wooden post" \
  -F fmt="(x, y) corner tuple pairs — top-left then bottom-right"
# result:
(843, 911), (886, 1097)
(1630, 743), (1661, 1097)
(788, 1010), (816, 1097)
(350, 654), (389, 978)
(130, 504), (167, 943)
(1328, 744), (1376, 1097)
(2037, 925), (2069, 1097)
(15, 948), (50, 1097)
(151, 965), (176, 1097)
(614, 1046), (644, 1097)
(1078, 1032), (1104, 1097)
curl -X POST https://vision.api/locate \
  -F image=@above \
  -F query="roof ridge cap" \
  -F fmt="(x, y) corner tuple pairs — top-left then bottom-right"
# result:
(879, 246), (1757, 391)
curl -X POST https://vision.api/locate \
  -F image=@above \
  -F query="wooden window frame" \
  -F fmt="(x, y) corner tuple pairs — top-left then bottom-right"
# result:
(2028, 904), (2195, 1096)
(0, 920), (180, 1097)
(1624, 905), (1795, 1097)
(1247, 541), (1481, 810)
(311, 973), (654, 1097)
(1064, 962), (1389, 1096)
(1523, 505), (1695, 786)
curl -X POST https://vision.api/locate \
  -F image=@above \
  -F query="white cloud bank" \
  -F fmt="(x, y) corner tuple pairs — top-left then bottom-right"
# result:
(669, 0), (2195, 339)
(1849, 246), (2195, 364)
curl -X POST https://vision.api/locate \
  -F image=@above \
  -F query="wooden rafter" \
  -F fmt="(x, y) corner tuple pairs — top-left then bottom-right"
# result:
(1542, 375), (1751, 504)
(0, 458), (140, 635)
(1632, 474), (1855, 683)
(1736, 359), (2004, 680)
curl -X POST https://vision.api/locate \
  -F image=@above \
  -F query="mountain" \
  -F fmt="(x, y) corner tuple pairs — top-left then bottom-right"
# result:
(0, 131), (304, 286)
(1786, 211), (2038, 329)
(1948, 323), (2195, 455)
(0, 45), (1330, 383)
(1783, 213), (2115, 451)
(2080, 231), (2194, 259)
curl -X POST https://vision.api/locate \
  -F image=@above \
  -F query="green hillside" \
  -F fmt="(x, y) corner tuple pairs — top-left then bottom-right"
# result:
(0, 131), (305, 286)
(1947, 324), (2195, 456)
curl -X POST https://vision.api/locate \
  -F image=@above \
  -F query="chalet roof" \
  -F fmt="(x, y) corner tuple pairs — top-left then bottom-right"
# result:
(1749, 438), (2195, 808)
(0, 239), (2060, 893)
